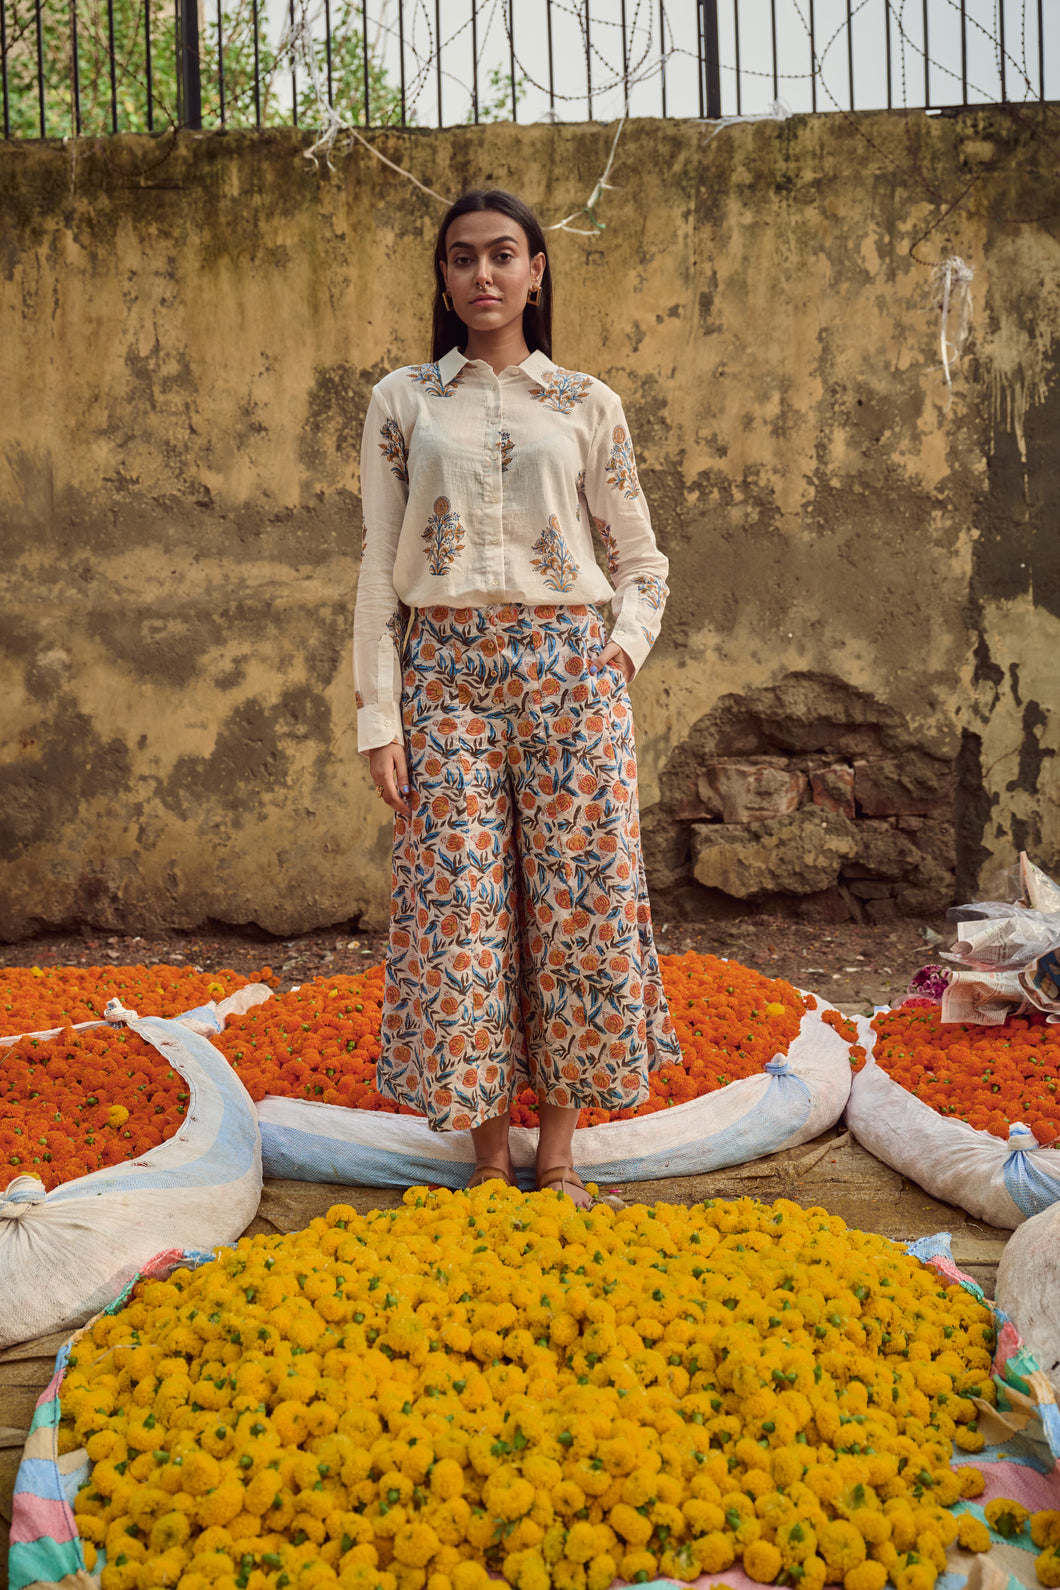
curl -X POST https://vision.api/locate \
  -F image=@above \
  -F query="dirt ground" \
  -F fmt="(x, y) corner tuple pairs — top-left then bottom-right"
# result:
(0, 912), (945, 1014)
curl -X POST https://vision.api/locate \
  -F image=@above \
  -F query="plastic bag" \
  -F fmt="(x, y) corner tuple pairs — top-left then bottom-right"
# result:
(0, 1007), (261, 1350)
(255, 999), (856, 1188)
(995, 1201), (1060, 1398)
(942, 906), (1060, 971)
(934, 855), (1060, 1024)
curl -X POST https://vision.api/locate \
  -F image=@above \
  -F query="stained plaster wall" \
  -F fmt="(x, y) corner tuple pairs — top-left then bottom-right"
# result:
(0, 112), (1057, 938)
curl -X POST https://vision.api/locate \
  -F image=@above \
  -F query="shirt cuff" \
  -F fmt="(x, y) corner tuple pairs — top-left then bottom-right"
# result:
(608, 619), (652, 679)
(358, 703), (402, 755)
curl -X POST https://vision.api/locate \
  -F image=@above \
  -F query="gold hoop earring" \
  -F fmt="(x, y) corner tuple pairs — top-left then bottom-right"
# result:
(527, 284), (541, 306)
(442, 290), (453, 312)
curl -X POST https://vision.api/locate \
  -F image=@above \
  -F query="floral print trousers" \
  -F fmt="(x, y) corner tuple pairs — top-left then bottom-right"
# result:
(378, 603), (680, 1132)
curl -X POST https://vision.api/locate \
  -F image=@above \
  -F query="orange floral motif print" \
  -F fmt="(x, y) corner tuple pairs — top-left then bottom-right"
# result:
(407, 361), (465, 398)
(527, 367), (593, 414)
(606, 423), (640, 498)
(422, 495), (465, 576)
(378, 416), (408, 483)
(496, 428), (514, 471)
(385, 602), (680, 1130)
(530, 514), (579, 592)
(635, 573), (666, 611)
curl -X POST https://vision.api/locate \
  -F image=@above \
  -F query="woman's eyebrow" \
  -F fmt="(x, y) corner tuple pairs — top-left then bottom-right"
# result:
(447, 235), (520, 253)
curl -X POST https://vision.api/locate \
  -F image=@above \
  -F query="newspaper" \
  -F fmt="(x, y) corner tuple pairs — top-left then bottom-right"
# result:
(1020, 946), (1060, 1024)
(941, 968), (1030, 1026)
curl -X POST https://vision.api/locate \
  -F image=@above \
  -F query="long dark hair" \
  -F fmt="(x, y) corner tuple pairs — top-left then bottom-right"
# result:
(431, 189), (552, 363)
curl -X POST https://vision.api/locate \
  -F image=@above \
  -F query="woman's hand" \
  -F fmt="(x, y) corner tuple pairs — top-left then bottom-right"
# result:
(591, 641), (634, 685)
(368, 742), (412, 817)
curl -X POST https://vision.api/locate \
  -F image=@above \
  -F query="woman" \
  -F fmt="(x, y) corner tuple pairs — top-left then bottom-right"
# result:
(354, 188), (679, 1207)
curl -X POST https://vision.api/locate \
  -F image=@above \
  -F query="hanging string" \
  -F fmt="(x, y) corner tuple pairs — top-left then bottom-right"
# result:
(547, 117), (626, 234)
(932, 256), (974, 406)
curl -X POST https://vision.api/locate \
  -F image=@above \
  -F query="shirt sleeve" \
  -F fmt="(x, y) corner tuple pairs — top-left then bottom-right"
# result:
(353, 386), (409, 754)
(581, 393), (669, 677)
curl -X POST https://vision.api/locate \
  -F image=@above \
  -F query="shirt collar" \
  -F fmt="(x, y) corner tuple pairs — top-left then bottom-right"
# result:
(437, 347), (469, 384)
(437, 346), (556, 383)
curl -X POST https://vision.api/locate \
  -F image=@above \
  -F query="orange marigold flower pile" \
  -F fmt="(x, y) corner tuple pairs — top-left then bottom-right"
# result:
(870, 1005), (1060, 1146)
(822, 1009), (868, 1072)
(0, 1027), (191, 1190)
(1, 963), (272, 1038)
(214, 956), (816, 1129)
(212, 969), (393, 1111)
(564, 953), (809, 1129)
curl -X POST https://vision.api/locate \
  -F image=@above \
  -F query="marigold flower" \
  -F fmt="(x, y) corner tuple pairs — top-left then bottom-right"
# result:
(983, 1497), (1030, 1538)
(744, 1539), (783, 1582)
(1038, 1548), (1060, 1588)
(845, 1563), (888, 1590)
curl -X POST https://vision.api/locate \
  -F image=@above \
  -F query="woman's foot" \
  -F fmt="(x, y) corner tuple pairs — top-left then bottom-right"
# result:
(535, 1163), (593, 1210)
(467, 1162), (514, 1190)
(468, 1108), (513, 1191)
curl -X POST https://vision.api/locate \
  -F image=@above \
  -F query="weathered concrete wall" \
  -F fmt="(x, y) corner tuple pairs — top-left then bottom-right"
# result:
(1, 113), (1058, 937)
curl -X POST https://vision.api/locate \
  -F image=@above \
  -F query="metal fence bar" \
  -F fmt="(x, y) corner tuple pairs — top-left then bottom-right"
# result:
(435, 0), (442, 124)
(361, 0), (369, 123)
(620, 0), (628, 112)
(846, 0), (853, 108)
(179, 0), (202, 127)
(288, 0), (297, 125)
(699, 0), (721, 117)
(0, 0), (9, 138)
(107, 0), (118, 129)
(658, 0), (666, 115)
(884, 0), (891, 109)
(251, 0), (260, 123)
(809, 0), (816, 111)
(217, 0), (226, 124)
(35, 0), (46, 136)
(960, 0), (967, 101)
(922, 0), (930, 106)
(324, 0), (332, 110)
(508, 0), (515, 120)
(1038, 0), (1044, 100)
(998, 0), (1006, 100)
(471, 0), (478, 123)
(546, 0), (554, 117)
(145, 0), (154, 130)
(771, 0), (778, 100)
(585, 0), (592, 119)
(730, 0), (739, 117)
(70, 0), (82, 134)
(398, 0), (405, 121)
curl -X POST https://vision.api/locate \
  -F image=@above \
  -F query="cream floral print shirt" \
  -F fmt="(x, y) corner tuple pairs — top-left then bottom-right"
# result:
(353, 346), (670, 753)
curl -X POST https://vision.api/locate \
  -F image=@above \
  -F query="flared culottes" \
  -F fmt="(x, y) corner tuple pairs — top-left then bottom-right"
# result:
(378, 603), (680, 1131)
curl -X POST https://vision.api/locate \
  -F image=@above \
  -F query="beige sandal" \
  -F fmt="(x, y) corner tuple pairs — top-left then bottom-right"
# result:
(467, 1164), (514, 1189)
(535, 1164), (592, 1204)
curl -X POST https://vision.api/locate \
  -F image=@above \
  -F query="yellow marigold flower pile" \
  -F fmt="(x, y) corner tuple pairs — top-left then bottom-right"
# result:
(60, 1189), (1005, 1590)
